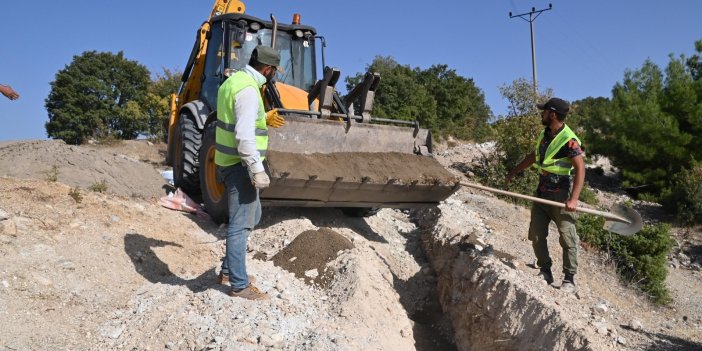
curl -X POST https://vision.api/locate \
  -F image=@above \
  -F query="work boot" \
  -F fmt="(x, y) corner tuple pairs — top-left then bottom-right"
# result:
(560, 274), (576, 294)
(228, 284), (269, 300)
(537, 269), (554, 285)
(217, 273), (256, 285)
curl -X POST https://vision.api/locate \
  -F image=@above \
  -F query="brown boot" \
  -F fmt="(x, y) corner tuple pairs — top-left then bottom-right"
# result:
(228, 284), (269, 300)
(217, 273), (256, 285)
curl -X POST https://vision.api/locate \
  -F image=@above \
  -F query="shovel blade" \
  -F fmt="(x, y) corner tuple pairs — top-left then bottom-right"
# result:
(603, 205), (643, 236)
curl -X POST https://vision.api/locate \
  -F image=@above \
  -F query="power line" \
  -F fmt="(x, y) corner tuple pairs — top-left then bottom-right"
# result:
(509, 4), (553, 96)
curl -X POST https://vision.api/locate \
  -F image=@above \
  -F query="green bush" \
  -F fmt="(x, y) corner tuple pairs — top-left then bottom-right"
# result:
(578, 186), (599, 206)
(44, 165), (59, 182)
(577, 214), (674, 304)
(661, 162), (702, 225)
(88, 180), (108, 193)
(68, 187), (83, 203)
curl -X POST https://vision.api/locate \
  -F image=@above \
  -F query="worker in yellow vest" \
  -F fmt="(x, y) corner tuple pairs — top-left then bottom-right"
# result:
(215, 45), (285, 300)
(505, 97), (585, 294)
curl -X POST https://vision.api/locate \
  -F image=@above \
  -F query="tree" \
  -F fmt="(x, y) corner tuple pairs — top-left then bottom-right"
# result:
(468, 78), (551, 195)
(344, 56), (492, 141)
(686, 39), (702, 80)
(346, 56), (437, 130)
(142, 68), (182, 140)
(602, 59), (694, 192)
(416, 64), (492, 140)
(495, 78), (552, 167)
(568, 96), (611, 156)
(45, 51), (151, 144)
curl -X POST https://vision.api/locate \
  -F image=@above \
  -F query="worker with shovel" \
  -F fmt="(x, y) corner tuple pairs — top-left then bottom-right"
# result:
(505, 97), (584, 294)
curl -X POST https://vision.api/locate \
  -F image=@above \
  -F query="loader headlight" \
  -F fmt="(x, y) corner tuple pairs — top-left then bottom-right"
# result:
(249, 22), (261, 31)
(294, 29), (304, 39)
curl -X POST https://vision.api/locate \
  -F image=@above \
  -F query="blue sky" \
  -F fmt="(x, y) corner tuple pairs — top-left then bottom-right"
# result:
(1, 0), (700, 141)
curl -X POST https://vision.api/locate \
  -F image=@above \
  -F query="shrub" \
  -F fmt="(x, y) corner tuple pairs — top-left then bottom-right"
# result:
(577, 214), (674, 304)
(661, 162), (702, 225)
(88, 180), (108, 193)
(44, 165), (59, 182)
(69, 187), (83, 203)
(578, 186), (599, 206)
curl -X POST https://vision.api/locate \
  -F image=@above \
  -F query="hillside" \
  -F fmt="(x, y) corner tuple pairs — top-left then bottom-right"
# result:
(0, 139), (700, 350)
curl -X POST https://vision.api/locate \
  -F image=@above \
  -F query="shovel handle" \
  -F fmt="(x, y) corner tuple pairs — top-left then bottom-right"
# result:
(459, 182), (631, 224)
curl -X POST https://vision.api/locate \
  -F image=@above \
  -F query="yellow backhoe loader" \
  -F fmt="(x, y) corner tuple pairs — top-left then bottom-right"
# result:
(166, 0), (459, 223)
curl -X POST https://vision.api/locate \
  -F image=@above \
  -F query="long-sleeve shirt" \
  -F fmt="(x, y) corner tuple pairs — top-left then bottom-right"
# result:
(233, 65), (267, 174)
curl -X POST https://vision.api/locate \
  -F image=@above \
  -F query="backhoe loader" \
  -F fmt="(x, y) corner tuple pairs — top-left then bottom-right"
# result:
(166, 0), (459, 223)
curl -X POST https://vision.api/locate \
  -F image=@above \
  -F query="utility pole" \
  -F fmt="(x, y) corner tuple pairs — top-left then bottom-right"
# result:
(509, 4), (553, 96)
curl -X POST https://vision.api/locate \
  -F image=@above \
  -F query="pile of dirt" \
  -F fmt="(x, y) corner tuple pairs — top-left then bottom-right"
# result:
(271, 228), (354, 288)
(0, 140), (167, 198)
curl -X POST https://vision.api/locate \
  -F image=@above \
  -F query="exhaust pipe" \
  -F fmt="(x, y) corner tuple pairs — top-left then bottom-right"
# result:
(270, 14), (277, 48)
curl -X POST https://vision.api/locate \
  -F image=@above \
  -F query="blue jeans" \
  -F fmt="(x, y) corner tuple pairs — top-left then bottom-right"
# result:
(218, 163), (261, 290)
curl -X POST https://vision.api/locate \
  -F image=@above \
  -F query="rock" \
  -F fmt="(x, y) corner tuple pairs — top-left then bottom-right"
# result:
(616, 336), (627, 345)
(258, 334), (273, 347)
(0, 208), (9, 221)
(304, 269), (319, 279)
(592, 321), (609, 335)
(1, 220), (17, 235)
(33, 275), (53, 287)
(100, 325), (125, 339)
(593, 302), (608, 315)
(629, 319), (642, 331)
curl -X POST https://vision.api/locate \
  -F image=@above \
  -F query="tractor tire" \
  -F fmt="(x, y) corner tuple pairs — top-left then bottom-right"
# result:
(173, 114), (202, 197)
(340, 207), (380, 218)
(199, 122), (229, 224)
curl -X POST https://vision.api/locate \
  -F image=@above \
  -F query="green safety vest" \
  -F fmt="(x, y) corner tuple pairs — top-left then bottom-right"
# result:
(533, 124), (581, 176)
(215, 71), (268, 167)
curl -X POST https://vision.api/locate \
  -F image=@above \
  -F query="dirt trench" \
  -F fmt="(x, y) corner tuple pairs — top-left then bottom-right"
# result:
(411, 200), (605, 351)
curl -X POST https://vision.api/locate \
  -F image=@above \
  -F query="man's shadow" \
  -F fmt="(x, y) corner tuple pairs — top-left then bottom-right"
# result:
(124, 233), (224, 294)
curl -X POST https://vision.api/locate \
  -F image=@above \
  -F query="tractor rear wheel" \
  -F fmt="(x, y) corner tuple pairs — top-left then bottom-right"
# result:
(199, 122), (228, 224)
(173, 113), (201, 196)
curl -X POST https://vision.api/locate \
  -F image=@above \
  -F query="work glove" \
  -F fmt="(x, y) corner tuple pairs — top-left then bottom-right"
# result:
(265, 108), (285, 128)
(251, 171), (270, 189)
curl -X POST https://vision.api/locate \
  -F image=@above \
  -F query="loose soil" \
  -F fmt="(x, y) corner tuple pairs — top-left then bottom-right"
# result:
(0, 139), (700, 350)
(266, 151), (457, 185)
(271, 228), (354, 289)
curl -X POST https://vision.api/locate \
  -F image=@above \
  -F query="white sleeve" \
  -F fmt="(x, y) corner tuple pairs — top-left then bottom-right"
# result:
(233, 86), (265, 173)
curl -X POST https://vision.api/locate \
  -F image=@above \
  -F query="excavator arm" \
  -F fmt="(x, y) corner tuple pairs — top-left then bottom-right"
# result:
(210, 0), (245, 19)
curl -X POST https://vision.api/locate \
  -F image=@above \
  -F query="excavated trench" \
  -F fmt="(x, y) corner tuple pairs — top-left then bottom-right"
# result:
(412, 203), (599, 351)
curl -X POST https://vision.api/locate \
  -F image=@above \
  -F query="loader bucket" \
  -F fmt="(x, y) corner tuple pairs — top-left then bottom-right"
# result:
(261, 116), (459, 208)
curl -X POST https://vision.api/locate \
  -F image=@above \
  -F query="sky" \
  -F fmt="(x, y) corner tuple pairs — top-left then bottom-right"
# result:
(1, 0), (700, 141)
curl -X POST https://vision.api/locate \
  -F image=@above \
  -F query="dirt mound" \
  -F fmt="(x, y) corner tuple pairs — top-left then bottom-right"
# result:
(271, 228), (354, 288)
(0, 140), (167, 198)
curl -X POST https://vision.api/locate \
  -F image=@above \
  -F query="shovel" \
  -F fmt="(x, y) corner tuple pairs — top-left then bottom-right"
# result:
(459, 182), (643, 236)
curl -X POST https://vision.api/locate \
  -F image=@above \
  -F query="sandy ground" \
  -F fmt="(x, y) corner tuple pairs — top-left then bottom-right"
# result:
(0, 139), (700, 350)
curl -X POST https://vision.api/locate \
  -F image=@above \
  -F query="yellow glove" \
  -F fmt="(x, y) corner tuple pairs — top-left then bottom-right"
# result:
(266, 109), (285, 128)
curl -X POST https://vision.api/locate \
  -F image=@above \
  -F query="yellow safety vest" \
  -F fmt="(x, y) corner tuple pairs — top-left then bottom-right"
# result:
(533, 124), (581, 176)
(215, 71), (268, 167)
